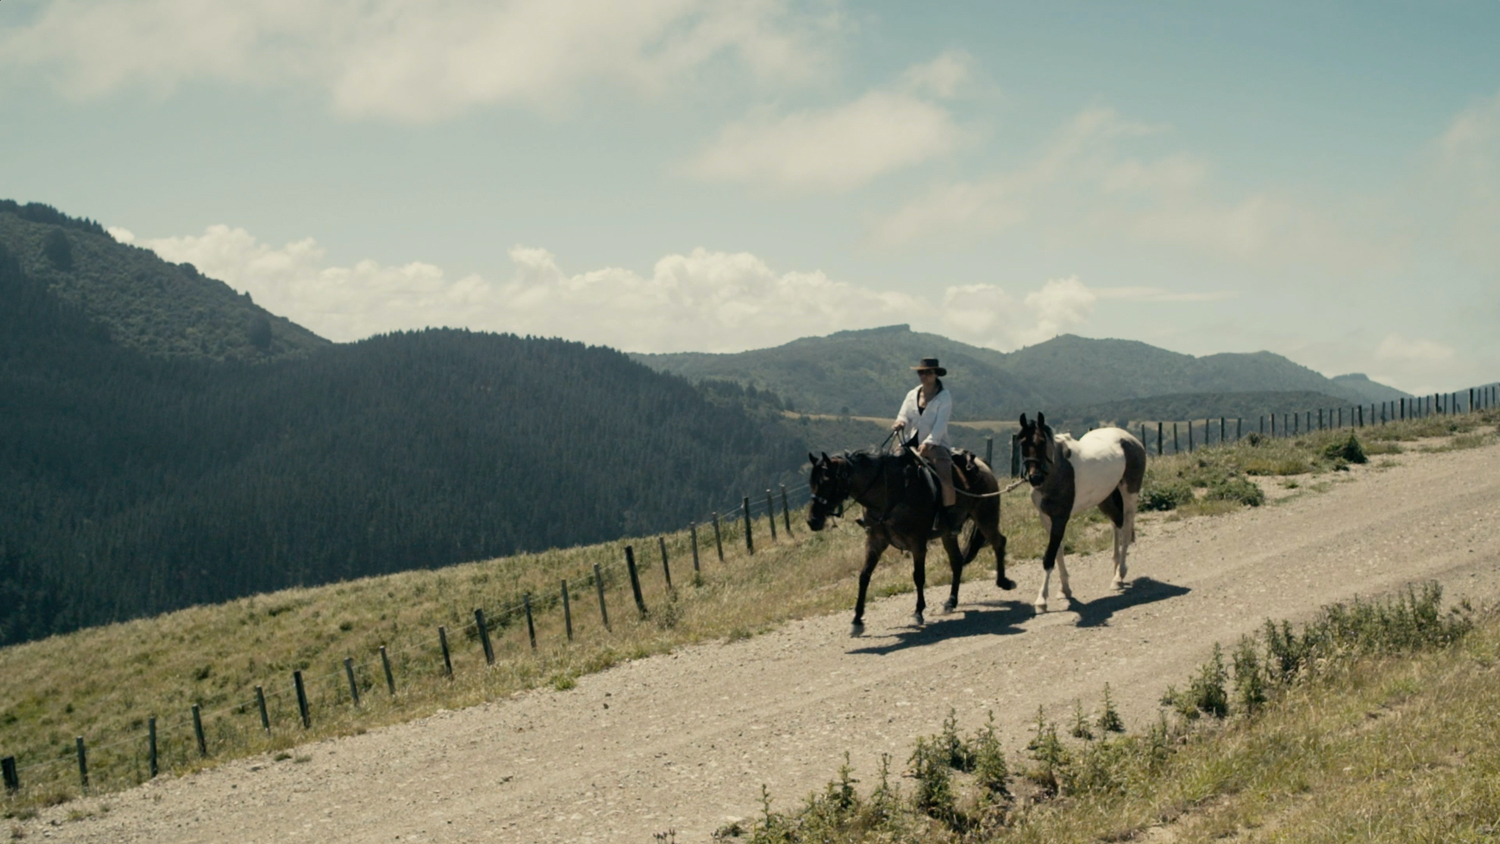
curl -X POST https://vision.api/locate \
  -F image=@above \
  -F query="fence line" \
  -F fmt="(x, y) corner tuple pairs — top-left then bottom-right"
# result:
(7, 382), (1495, 799)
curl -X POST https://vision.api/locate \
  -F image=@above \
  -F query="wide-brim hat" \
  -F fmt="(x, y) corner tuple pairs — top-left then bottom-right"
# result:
(911, 357), (947, 376)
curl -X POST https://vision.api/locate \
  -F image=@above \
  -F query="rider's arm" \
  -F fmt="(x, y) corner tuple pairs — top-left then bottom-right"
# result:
(893, 388), (918, 431)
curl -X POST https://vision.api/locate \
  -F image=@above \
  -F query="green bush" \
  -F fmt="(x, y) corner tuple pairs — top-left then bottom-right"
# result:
(1322, 432), (1368, 465)
(1140, 479), (1194, 511)
(1205, 476), (1265, 507)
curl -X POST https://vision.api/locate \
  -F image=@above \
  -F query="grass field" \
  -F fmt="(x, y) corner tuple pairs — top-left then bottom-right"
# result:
(2, 407), (1496, 816)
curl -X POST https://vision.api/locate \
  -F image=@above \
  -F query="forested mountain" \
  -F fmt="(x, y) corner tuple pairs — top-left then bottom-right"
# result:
(634, 325), (1408, 418)
(0, 200), (328, 362)
(0, 211), (805, 646)
(635, 324), (1049, 419)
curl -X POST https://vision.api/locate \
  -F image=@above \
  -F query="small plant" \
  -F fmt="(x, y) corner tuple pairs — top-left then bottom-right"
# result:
(970, 712), (1010, 798)
(1205, 476), (1265, 507)
(1140, 479), (1194, 511)
(1323, 432), (1368, 465)
(1166, 643), (1229, 719)
(1096, 684), (1126, 734)
(908, 737), (955, 820)
(939, 708), (974, 770)
(1025, 706), (1067, 794)
(1232, 634), (1267, 715)
(1069, 698), (1094, 740)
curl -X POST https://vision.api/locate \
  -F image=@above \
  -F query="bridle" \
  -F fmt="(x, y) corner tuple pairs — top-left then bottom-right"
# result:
(810, 456), (881, 519)
(1021, 429), (1054, 484)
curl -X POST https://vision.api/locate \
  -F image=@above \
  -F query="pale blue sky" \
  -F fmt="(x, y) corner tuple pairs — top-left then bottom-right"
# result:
(3, 1), (1497, 393)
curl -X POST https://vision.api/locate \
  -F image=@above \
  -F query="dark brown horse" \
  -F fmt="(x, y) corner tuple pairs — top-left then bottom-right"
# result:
(807, 447), (1011, 636)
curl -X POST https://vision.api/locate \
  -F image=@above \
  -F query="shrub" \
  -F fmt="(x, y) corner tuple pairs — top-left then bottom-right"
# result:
(1141, 479), (1194, 511)
(1323, 432), (1368, 465)
(1205, 476), (1265, 507)
(908, 737), (955, 820)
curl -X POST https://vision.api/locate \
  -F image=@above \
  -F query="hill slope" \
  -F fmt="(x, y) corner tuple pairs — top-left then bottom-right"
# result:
(635, 326), (1409, 419)
(0, 200), (328, 362)
(0, 211), (805, 646)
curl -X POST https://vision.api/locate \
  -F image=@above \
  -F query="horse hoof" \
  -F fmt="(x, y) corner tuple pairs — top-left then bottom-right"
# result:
(912, 612), (925, 628)
(997, 577), (1016, 590)
(1034, 601), (1048, 614)
(850, 622), (865, 638)
(941, 599), (956, 614)
(1112, 579), (1127, 591)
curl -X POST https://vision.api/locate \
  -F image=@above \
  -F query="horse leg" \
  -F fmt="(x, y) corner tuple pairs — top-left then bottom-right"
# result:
(1035, 512), (1068, 612)
(1117, 488), (1138, 588)
(1099, 489), (1128, 590)
(911, 542), (928, 627)
(940, 532), (965, 613)
(851, 532), (889, 637)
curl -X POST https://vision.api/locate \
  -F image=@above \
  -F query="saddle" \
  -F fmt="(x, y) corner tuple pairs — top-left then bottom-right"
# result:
(909, 448), (977, 502)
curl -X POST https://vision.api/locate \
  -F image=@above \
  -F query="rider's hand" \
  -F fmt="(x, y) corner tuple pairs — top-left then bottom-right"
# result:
(892, 420), (905, 432)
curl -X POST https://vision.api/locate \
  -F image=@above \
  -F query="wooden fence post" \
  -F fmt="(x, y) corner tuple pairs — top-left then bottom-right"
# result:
(1358, 405), (1364, 427)
(438, 626), (453, 677)
(76, 736), (88, 791)
(294, 670), (310, 728)
(561, 581), (573, 642)
(192, 703), (207, 755)
(625, 545), (647, 618)
(1187, 421), (1193, 452)
(1010, 435), (1021, 476)
(343, 658), (360, 708)
(475, 609), (494, 665)
(523, 594), (536, 651)
(658, 536), (672, 589)
(1173, 422), (1179, 453)
(765, 490), (777, 541)
(148, 717), (158, 778)
(1, 755), (17, 794)
(712, 512), (724, 562)
(742, 497), (754, 554)
(781, 485), (793, 535)
(1157, 421), (1163, 455)
(256, 686), (270, 732)
(380, 646), (396, 695)
(1221, 417), (1226, 443)
(690, 522), (701, 572)
(593, 564), (610, 631)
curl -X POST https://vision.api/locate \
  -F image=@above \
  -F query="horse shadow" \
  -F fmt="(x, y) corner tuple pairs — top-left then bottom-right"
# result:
(846, 600), (1032, 656)
(1068, 576), (1190, 628)
(845, 576), (1189, 655)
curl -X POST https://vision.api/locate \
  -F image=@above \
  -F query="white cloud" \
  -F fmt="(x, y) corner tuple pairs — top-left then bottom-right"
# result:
(1375, 333), (1455, 364)
(1092, 286), (1238, 303)
(684, 88), (965, 192)
(1430, 89), (1500, 269)
(132, 224), (1121, 353)
(869, 105), (1406, 276)
(0, 0), (832, 121)
(896, 49), (976, 100)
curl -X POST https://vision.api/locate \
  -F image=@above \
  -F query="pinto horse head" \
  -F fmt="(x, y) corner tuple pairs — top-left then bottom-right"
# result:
(806, 452), (850, 531)
(1017, 412), (1057, 488)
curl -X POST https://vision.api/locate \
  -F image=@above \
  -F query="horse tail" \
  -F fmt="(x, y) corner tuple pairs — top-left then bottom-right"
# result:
(960, 522), (983, 566)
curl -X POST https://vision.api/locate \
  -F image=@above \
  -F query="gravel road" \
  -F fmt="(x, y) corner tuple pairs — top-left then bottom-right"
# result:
(19, 438), (1500, 844)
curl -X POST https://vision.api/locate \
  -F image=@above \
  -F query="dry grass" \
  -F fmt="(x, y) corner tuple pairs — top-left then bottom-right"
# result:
(3, 406), (1495, 814)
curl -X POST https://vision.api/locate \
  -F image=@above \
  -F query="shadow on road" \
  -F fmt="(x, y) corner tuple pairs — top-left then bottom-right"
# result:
(846, 600), (1031, 656)
(846, 576), (1190, 655)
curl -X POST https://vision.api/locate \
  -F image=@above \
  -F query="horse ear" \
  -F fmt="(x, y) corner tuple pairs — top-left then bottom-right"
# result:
(1019, 413), (1028, 428)
(820, 451), (830, 462)
(1037, 411), (1047, 427)
(809, 452), (817, 464)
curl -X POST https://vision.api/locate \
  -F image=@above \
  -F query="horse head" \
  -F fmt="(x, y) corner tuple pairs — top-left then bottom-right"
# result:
(806, 452), (850, 531)
(1018, 412), (1058, 488)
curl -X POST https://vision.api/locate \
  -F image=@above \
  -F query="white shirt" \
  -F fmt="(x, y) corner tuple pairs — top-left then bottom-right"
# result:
(895, 383), (952, 449)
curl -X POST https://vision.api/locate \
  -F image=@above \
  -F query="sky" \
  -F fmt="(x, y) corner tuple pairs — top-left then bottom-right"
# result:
(2, 1), (1498, 395)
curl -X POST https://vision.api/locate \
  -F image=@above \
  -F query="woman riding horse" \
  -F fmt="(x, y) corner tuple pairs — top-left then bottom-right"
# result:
(807, 358), (1012, 636)
(892, 357), (961, 534)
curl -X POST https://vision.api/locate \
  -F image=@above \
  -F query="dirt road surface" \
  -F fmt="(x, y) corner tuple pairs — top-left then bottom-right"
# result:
(19, 439), (1500, 843)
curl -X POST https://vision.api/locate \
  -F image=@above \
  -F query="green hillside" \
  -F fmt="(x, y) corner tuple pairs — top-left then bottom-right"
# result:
(0, 200), (328, 362)
(0, 210), (807, 647)
(634, 326), (1409, 419)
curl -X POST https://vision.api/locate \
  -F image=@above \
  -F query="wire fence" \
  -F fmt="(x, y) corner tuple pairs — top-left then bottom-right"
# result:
(1, 480), (820, 801)
(5, 381), (1497, 801)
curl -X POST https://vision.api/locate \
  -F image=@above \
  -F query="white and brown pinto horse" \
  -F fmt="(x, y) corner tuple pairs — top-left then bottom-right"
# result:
(1017, 413), (1147, 612)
